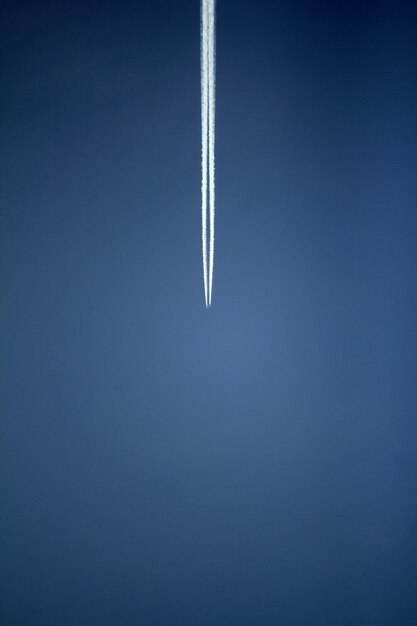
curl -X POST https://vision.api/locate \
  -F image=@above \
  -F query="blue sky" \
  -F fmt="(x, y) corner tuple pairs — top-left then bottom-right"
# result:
(1, 1), (416, 624)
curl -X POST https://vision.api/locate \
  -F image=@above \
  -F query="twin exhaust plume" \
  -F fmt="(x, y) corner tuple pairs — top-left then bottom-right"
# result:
(200, 0), (216, 307)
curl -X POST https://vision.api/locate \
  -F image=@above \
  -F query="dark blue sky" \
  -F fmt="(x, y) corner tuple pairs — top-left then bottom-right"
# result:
(1, 1), (417, 624)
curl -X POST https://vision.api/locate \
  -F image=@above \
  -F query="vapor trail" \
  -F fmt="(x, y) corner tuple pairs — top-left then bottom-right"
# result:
(200, 0), (216, 307)
(208, 0), (216, 306)
(200, 0), (209, 307)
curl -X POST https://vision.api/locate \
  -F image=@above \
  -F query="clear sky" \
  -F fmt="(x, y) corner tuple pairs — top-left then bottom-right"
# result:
(1, 1), (416, 624)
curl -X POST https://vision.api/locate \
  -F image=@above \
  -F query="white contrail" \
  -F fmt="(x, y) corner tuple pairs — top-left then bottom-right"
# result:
(208, 0), (216, 306)
(200, 0), (216, 307)
(200, 0), (209, 307)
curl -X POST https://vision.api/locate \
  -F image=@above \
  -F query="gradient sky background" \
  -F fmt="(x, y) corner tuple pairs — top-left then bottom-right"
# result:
(1, 1), (417, 625)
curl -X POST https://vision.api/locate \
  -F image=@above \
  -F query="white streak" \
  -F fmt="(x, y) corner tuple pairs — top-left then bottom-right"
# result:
(208, 0), (216, 306)
(200, 0), (209, 307)
(201, 0), (216, 307)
